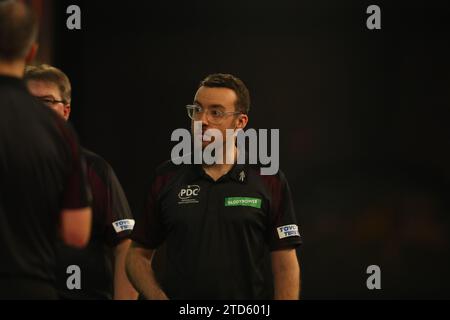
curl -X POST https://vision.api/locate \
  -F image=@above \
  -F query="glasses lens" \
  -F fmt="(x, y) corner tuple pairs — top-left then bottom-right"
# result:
(186, 106), (195, 120)
(209, 110), (223, 122)
(39, 98), (53, 107)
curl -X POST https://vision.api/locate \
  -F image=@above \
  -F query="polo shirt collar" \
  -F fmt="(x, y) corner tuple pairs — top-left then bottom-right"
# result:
(186, 161), (248, 184)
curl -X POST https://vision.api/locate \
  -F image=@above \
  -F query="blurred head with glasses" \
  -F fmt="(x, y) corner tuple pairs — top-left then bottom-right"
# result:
(24, 64), (71, 121)
(187, 73), (249, 149)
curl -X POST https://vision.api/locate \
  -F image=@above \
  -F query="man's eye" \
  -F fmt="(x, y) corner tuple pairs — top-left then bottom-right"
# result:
(210, 110), (223, 117)
(194, 106), (202, 113)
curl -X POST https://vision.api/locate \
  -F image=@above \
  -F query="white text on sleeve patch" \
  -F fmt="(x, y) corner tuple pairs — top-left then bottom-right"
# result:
(277, 224), (300, 239)
(112, 219), (135, 233)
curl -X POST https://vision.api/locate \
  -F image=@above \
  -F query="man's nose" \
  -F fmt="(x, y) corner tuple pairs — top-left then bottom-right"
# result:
(198, 110), (209, 124)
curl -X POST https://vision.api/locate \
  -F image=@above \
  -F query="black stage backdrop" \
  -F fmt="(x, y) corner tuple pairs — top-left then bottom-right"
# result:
(50, 0), (450, 299)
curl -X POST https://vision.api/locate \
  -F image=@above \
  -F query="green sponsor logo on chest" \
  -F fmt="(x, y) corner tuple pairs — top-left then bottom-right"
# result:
(224, 197), (262, 209)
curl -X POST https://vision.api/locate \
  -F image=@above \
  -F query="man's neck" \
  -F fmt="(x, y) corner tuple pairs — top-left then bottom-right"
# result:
(0, 60), (25, 79)
(202, 145), (238, 181)
(203, 162), (235, 180)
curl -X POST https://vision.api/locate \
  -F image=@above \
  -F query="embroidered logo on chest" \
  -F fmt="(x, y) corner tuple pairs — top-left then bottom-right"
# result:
(178, 185), (200, 204)
(224, 197), (262, 209)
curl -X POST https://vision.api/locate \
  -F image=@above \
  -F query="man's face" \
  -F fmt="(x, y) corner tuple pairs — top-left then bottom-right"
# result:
(191, 86), (247, 148)
(26, 80), (70, 120)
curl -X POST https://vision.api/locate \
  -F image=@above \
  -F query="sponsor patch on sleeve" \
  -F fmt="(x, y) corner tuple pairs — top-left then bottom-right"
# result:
(112, 219), (135, 233)
(277, 224), (300, 239)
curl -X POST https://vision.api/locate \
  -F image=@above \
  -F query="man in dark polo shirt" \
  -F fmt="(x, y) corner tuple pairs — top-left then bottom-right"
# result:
(0, 0), (92, 299)
(127, 73), (302, 299)
(24, 64), (138, 300)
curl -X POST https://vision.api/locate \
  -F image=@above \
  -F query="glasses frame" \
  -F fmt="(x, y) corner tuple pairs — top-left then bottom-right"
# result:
(186, 104), (242, 124)
(37, 97), (66, 106)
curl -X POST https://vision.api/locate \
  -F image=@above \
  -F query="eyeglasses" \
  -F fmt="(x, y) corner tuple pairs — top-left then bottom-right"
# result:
(37, 97), (65, 108)
(186, 104), (242, 124)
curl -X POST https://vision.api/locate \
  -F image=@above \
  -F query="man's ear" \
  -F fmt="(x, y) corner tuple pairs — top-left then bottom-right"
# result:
(25, 43), (39, 64)
(63, 104), (71, 121)
(236, 114), (248, 130)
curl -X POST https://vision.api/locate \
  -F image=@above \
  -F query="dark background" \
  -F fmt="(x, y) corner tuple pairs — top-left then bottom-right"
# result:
(44, 0), (450, 298)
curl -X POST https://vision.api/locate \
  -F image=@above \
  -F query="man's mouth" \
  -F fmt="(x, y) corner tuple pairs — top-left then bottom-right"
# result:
(202, 130), (214, 140)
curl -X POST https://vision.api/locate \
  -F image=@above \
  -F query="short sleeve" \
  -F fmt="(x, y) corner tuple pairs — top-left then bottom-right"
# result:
(265, 171), (302, 251)
(104, 165), (134, 246)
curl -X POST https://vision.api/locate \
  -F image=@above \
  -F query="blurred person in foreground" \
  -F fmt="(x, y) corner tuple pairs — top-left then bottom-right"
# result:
(0, 0), (91, 299)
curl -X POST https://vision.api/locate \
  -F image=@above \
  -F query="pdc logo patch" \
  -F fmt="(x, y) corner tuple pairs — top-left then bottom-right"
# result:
(277, 224), (300, 239)
(178, 185), (200, 204)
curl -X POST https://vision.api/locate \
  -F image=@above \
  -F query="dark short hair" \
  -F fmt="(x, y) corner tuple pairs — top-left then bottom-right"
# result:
(199, 73), (251, 114)
(0, 0), (38, 61)
(24, 64), (72, 104)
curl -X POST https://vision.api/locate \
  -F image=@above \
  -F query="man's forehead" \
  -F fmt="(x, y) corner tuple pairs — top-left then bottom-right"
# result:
(26, 79), (60, 96)
(194, 86), (237, 108)
(27, 79), (58, 90)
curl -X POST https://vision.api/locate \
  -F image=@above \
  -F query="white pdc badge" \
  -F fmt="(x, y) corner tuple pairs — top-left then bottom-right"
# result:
(277, 224), (300, 239)
(112, 219), (135, 233)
